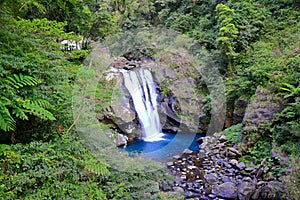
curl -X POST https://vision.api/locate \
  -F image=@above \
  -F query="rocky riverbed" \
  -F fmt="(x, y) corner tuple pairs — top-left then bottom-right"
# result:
(164, 133), (290, 200)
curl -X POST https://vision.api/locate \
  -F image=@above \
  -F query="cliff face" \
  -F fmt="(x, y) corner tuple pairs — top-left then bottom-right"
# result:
(235, 87), (283, 152)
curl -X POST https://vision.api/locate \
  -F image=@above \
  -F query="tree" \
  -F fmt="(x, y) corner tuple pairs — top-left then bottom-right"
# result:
(215, 3), (239, 71)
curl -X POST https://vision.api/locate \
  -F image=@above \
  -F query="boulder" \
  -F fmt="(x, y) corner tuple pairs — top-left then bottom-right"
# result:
(114, 133), (128, 147)
(259, 181), (285, 200)
(238, 181), (256, 200)
(204, 173), (218, 184)
(183, 148), (193, 154)
(212, 182), (237, 199)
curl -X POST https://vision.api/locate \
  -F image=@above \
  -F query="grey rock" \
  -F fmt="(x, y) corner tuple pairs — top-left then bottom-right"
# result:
(221, 176), (232, 183)
(226, 147), (242, 157)
(238, 181), (256, 200)
(183, 148), (193, 154)
(251, 190), (260, 200)
(114, 134), (128, 147)
(212, 182), (237, 199)
(233, 97), (248, 125)
(204, 173), (218, 184)
(242, 177), (252, 182)
(237, 162), (246, 170)
(245, 167), (255, 172)
(229, 159), (239, 166)
(219, 135), (227, 142)
(259, 181), (284, 200)
(166, 162), (173, 167)
(165, 68), (176, 79)
(257, 181), (265, 186)
(241, 88), (282, 150)
(173, 186), (184, 193)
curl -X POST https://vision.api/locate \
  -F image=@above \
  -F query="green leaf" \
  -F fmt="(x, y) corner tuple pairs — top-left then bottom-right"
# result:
(0, 106), (15, 131)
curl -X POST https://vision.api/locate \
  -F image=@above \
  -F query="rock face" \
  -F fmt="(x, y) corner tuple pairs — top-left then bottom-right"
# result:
(233, 97), (248, 125)
(166, 133), (288, 200)
(100, 66), (142, 139)
(152, 51), (211, 134)
(240, 88), (282, 150)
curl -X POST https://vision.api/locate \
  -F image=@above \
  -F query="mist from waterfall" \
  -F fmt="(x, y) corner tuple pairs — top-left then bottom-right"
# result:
(121, 68), (164, 141)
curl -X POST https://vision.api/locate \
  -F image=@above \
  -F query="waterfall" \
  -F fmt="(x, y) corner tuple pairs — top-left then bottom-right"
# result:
(121, 68), (164, 141)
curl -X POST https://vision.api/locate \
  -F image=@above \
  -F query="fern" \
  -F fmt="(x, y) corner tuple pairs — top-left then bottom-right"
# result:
(280, 83), (300, 99)
(0, 74), (55, 132)
(5, 73), (41, 89)
(83, 159), (110, 176)
(21, 100), (56, 121)
(11, 105), (28, 120)
(0, 106), (15, 131)
(30, 99), (53, 109)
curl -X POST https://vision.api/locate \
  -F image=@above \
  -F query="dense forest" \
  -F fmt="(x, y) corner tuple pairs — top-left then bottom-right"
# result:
(0, 0), (299, 199)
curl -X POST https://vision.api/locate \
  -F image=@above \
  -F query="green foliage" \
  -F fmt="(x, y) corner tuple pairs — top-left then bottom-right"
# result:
(282, 156), (300, 200)
(225, 10), (300, 101)
(272, 101), (300, 155)
(0, 133), (172, 199)
(220, 123), (242, 144)
(239, 137), (272, 166)
(0, 74), (55, 132)
(215, 4), (239, 70)
(0, 15), (87, 140)
(280, 83), (300, 99)
(0, 134), (109, 199)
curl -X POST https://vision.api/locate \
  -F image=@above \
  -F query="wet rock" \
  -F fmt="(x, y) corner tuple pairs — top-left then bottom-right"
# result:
(229, 159), (239, 166)
(212, 182), (237, 199)
(204, 173), (218, 184)
(259, 181), (284, 200)
(251, 190), (260, 200)
(237, 162), (246, 170)
(166, 162), (173, 167)
(114, 133), (128, 147)
(238, 181), (256, 200)
(221, 176), (233, 183)
(219, 135), (227, 142)
(245, 167), (255, 172)
(241, 88), (282, 151)
(226, 147), (242, 158)
(233, 97), (248, 125)
(183, 148), (193, 154)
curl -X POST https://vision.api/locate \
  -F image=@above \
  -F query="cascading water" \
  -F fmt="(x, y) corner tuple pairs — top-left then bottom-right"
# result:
(121, 68), (164, 141)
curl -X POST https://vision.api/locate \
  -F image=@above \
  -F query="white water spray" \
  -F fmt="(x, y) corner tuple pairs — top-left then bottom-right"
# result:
(121, 68), (164, 141)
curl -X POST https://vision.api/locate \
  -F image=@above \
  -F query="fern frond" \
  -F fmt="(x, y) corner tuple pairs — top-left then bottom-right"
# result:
(280, 83), (300, 98)
(5, 74), (41, 89)
(84, 160), (110, 176)
(0, 106), (15, 131)
(11, 105), (28, 120)
(30, 99), (53, 109)
(0, 96), (12, 106)
(21, 100), (56, 121)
